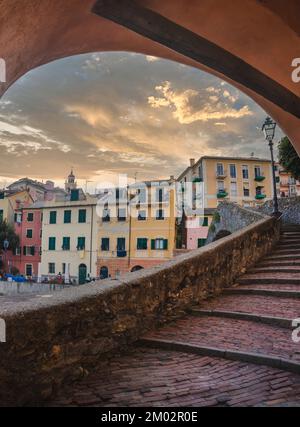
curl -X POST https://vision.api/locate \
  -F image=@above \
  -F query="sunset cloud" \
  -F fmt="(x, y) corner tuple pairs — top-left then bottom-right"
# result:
(0, 52), (281, 189)
(148, 81), (253, 124)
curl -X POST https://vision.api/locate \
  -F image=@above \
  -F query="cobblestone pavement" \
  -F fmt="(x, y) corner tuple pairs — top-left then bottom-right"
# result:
(47, 226), (300, 407)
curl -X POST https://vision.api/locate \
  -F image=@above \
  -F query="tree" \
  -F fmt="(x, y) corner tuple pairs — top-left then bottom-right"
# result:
(0, 220), (20, 254)
(278, 137), (300, 180)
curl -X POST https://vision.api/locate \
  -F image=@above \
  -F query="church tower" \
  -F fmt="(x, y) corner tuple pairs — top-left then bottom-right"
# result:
(65, 169), (77, 193)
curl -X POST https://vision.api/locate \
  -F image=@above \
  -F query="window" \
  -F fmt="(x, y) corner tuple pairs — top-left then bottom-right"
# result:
(216, 163), (224, 176)
(62, 263), (66, 274)
(15, 247), (21, 256)
(0, 192), (4, 200)
(156, 188), (163, 203)
(27, 212), (34, 222)
(138, 189), (147, 204)
(137, 238), (148, 250)
(243, 186), (250, 197)
(77, 237), (86, 251)
(198, 239), (206, 248)
(48, 237), (56, 251)
(62, 237), (70, 251)
(201, 217), (209, 227)
(49, 211), (57, 224)
(15, 212), (22, 224)
(78, 209), (86, 223)
(118, 208), (127, 221)
(156, 209), (165, 220)
(230, 164), (237, 179)
(254, 166), (262, 178)
(26, 229), (33, 239)
(23, 246), (35, 256)
(102, 209), (110, 222)
(70, 189), (79, 201)
(0, 209), (3, 222)
(242, 165), (249, 180)
(64, 210), (72, 224)
(48, 263), (55, 274)
(101, 238), (110, 251)
(25, 264), (33, 276)
(151, 239), (168, 250)
(217, 181), (225, 191)
(138, 210), (147, 221)
(230, 182), (238, 197)
(117, 238), (126, 252)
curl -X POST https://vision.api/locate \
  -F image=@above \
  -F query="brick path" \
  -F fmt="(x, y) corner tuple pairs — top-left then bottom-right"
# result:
(47, 225), (300, 407)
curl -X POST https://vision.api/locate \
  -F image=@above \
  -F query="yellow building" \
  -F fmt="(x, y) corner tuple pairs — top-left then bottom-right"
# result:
(178, 156), (273, 209)
(0, 189), (33, 224)
(97, 180), (176, 279)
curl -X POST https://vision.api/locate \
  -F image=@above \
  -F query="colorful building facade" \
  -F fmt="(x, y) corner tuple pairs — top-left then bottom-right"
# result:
(97, 180), (177, 279)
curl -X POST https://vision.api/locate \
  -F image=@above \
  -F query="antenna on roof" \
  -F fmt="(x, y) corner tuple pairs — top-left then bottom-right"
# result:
(250, 152), (254, 157)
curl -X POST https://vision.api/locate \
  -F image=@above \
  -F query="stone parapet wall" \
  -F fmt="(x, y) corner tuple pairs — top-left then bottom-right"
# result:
(258, 197), (300, 224)
(206, 201), (267, 244)
(0, 216), (280, 406)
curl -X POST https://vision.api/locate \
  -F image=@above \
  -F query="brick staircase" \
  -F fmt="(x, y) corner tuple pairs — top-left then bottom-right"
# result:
(48, 225), (300, 407)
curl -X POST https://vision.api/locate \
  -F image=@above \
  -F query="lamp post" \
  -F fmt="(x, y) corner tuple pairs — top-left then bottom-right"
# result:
(262, 117), (280, 216)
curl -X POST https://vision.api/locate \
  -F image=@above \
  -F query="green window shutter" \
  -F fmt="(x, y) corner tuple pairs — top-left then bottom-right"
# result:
(30, 246), (35, 256)
(137, 238), (147, 250)
(27, 213), (34, 222)
(49, 237), (56, 251)
(62, 237), (70, 250)
(64, 210), (72, 224)
(26, 229), (33, 238)
(0, 209), (3, 222)
(23, 246), (26, 256)
(49, 211), (57, 224)
(78, 209), (86, 223)
(163, 239), (168, 250)
(101, 238), (109, 251)
(77, 237), (86, 250)
(71, 189), (79, 201)
(151, 239), (156, 250)
(203, 217), (209, 227)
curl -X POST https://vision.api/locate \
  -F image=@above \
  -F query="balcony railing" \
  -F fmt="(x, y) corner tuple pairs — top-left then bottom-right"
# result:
(254, 175), (266, 182)
(117, 250), (127, 258)
(217, 190), (228, 199)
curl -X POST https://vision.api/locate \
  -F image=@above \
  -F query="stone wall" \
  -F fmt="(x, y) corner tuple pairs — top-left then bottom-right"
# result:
(257, 197), (300, 224)
(206, 201), (267, 244)
(0, 216), (280, 406)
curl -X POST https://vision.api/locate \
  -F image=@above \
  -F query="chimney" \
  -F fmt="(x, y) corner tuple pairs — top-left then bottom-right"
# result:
(170, 175), (175, 181)
(190, 158), (195, 167)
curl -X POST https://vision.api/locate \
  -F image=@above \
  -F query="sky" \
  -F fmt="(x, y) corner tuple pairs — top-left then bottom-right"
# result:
(0, 52), (283, 191)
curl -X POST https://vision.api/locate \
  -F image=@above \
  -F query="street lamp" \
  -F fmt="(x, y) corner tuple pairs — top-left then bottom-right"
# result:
(262, 117), (280, 216)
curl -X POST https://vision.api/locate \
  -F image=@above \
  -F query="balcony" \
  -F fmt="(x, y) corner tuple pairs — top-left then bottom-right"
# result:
(217, 190), (228, 199)
(255, 194), (266, 200)
(254, 175), (266, 183)
(216, 171), (227, 179)
(117, 250), (127, 258)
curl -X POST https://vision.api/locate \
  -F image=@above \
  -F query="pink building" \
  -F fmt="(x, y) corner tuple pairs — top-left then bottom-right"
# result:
(12, 205), (43, 278)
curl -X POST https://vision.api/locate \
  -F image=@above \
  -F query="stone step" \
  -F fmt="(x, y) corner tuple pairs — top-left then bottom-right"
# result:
(139, 338), (300, 375)
(249, 267), (300, 274)
(238, 277), (300, 285)
(278, 243), (300, 249)
(264, 254), (300, 261)
(259, 261), (300, 267)
(224, 288), (300, 299)
(191, 308), (293, 329)
(199, 294), (300, 319)
(272, 248), (300, 255)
